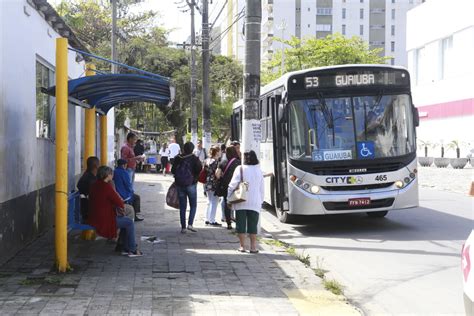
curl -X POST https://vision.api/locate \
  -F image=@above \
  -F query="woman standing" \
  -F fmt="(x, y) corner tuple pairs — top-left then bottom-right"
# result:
(204, 146), (222, 226)
(227, 151), (264, 253)
(171, 142), (202, 233)
(159, 143), (170, 176)
(88, 166), (142, 257)
(215, 146), (241, 230)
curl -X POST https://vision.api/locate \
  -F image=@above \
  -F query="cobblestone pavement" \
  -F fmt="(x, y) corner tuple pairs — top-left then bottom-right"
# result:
(417, 163), (473, 195)
(0, 173), (357, 315)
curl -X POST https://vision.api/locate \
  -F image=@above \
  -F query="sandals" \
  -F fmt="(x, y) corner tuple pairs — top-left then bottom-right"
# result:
(249, 250), (259, 254)
(238, 247), (246, 253)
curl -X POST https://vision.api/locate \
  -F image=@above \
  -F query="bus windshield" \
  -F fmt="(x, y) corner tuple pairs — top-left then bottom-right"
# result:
(289, 94), (416, 162)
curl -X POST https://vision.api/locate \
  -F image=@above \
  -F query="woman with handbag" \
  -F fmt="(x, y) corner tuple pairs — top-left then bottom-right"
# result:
(227, 151), (264, 253)
(202, 146), (222, 226)
(214, 146), (241, 230)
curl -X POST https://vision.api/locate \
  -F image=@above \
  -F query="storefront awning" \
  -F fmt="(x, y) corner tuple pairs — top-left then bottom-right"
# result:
(44, 73), (172, 114)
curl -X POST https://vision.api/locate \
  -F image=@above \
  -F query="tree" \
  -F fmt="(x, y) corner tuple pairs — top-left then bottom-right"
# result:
(262, 34), (388, 84)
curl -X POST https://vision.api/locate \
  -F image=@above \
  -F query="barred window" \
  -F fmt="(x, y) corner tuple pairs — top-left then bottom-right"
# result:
(36, 60), (55, 138)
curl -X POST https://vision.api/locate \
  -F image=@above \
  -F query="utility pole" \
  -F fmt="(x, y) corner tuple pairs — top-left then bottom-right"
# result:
(201, 0), (211, 152)
(111, 0), (118, 74)
(277, 19), (287, 76)
(242, 0), (262, 156)
(186, 0), (198, 145)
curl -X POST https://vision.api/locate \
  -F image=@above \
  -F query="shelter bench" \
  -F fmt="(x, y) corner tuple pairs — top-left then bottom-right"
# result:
(67, 191), (95, 231)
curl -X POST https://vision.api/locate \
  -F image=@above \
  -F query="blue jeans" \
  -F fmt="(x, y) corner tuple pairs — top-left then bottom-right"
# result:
(177, 184), (197, 229)
(127, 168), (135, 185)
(116, 216), (136, 252)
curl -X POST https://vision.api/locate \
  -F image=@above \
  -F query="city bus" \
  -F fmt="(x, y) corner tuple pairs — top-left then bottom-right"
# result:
(231, 65), (419, 223)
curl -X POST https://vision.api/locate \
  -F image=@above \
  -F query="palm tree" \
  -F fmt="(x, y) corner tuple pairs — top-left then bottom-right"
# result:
(418, 140), (432, 157)
(447, 140), (461, 158)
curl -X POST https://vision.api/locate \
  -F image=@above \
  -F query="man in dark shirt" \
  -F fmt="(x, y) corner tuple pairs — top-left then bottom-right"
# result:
(134, 139), (145, 172)
(77, 156), (100, 221)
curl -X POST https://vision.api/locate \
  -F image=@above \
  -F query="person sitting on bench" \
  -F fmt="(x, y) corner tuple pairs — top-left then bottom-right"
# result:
(77, 156), (100, 222)
(113, 159), (144, 222)
(88, 166), (143, 257)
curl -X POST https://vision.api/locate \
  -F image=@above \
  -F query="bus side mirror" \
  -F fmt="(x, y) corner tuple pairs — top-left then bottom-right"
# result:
(413, 107), (420, 127)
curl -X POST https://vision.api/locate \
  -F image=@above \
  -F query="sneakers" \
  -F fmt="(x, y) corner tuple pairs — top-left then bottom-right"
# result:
(128, 250), (144, 258)
(227, 224), (233, 230)
(210, 222), (222, 227)
(187, 225), (197, 232)
(134, 215), (144, 222)
(205, 221), (210, 225)
(181, 228), (187, 234)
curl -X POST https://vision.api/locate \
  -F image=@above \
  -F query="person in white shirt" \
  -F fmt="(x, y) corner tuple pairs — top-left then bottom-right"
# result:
(193, 140), (207, 164)
(159, 143), (170, 176)
(168, 138), (181, 166)
(227, 150), (264, 253)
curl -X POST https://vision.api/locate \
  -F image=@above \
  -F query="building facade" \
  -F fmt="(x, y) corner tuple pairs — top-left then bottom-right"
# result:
(0, 0), (113, 264)
(407, 0), (474, 158)
(219, 0), (422, 66)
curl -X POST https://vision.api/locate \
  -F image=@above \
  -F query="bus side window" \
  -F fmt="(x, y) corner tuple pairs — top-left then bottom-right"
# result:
(260, 97), (267, 142)
(267, 97), (274, 141)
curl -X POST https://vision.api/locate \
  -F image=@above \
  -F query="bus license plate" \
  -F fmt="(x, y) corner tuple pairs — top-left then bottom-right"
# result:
(348, 198), (371, 206)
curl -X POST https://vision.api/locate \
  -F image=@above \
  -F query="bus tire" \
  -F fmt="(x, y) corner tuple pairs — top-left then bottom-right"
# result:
(367, 211), (388, 218)
(271, 178), (293, 223)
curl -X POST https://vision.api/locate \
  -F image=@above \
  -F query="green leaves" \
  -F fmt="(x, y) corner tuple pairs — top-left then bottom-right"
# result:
(262, 34), (388, 85)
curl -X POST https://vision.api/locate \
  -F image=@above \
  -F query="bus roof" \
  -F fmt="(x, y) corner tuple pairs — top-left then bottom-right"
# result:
(233, 64), (409, 110)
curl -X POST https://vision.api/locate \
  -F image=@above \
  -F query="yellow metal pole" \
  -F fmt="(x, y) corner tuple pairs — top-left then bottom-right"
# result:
(100, 115), (107, 165)
(55, 38), (69, 272)
(81, 63), (97, 241)
(83, 64), (96, 170)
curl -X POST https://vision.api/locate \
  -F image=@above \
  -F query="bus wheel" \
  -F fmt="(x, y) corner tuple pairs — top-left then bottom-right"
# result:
(367, 211), (388, 218)
(276, 208), (293, 223)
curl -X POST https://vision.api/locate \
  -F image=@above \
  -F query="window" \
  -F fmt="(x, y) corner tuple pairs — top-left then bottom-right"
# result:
(316, 24), (332, 31)
(308, 7), (310, 12)
(391, 58), (395, 65)
(415, 46), (426, 84)
(392, 0), (395, 3)
(391, 41), (395, 52)
(308, 24), (311, 28)
(342, 24), (346, 35)
(440, 36), (453, 79)
(391, 25), (395, 36)
(370, 24), (385, 29)
(360, 25), (364, 35)
(360, 8), (364, 19)
(342, 8), (346, 19)
(391, 9), (395, 19)
(317, 8), (332, 15)
(36, 60), (55, 138)
(360, 0), (363, 2)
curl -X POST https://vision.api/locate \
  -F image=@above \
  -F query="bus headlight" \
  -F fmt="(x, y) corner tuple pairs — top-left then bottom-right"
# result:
(310, 185), (320, 194)
(395, 180), (404, 188)
(290, 174), (320, 195)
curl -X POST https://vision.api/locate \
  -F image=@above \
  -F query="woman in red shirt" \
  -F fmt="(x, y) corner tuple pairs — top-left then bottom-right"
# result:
(88, 166), (142, 257)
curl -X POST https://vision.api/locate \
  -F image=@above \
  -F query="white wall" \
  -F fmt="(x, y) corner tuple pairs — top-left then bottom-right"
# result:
(407, 0), (474, 157)
(0, 0), (84, 203)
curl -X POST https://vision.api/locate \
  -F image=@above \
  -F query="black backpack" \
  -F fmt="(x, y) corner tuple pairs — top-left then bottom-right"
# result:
(174, 157), (194, 187)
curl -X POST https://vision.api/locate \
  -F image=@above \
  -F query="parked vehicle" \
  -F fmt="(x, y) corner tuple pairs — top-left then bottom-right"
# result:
(463, 230), (474, 315)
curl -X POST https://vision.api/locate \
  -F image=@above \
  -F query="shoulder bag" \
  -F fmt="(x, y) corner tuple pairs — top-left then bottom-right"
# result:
(228, 165), (248, 204)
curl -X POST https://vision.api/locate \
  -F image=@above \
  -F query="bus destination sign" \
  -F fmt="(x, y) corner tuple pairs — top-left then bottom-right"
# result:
(290, 69), (410, 91)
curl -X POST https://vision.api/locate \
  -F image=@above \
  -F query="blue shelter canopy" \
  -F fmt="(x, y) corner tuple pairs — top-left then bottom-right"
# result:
(45, 74), (172, 114)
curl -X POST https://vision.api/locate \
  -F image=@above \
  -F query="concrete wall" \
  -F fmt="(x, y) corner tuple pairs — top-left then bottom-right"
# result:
(0, 0), (84, 264)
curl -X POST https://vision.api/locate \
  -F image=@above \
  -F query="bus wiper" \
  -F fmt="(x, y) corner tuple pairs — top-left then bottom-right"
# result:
(317, 93), (334, 129)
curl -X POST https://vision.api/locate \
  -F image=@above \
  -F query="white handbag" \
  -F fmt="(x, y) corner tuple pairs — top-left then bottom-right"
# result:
(228, 166), (248, 204)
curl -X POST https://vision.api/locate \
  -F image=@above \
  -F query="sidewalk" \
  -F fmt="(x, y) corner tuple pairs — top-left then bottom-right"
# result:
(0, 173), (358, 315)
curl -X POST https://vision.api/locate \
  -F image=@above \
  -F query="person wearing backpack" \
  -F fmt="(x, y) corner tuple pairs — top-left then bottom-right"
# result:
(171, 142), (202, 233)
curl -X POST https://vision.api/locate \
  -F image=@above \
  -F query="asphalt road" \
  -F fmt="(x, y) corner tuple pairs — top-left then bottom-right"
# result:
(260, 188), (474, 315)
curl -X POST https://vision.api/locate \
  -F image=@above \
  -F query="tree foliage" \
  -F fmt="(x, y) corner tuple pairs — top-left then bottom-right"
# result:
(262, 34), (388, 84)
(56, 0), (242, 143)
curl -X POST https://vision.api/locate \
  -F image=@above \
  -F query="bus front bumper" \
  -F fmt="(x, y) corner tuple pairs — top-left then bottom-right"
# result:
(287, 179), (418, 215)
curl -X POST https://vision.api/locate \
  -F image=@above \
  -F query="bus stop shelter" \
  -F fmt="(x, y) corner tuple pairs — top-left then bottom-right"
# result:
(47, 38), (172, 271)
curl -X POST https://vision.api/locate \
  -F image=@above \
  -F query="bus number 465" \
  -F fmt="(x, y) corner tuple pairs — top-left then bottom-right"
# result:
(375, 175), (387, 181)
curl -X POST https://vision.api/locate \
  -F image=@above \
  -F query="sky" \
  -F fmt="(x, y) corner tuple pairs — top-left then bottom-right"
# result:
(47, 0), (228, 45)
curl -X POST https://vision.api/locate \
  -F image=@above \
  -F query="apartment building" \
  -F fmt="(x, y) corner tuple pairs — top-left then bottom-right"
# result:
(407, 0), (474, 156)
(219, 0), (422, 66)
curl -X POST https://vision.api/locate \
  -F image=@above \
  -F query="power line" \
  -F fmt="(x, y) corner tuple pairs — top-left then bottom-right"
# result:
(209, 7), (245, 50)
(210, 0), (228, 31)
